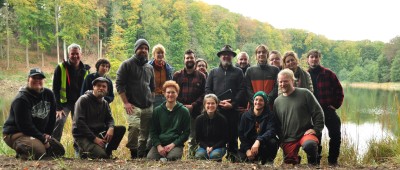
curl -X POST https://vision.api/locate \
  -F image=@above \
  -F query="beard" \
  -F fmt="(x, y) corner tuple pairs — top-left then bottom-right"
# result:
(94, 90), (107, 98)
(186, 61), (195, 69)
(221, 60), (232, 67)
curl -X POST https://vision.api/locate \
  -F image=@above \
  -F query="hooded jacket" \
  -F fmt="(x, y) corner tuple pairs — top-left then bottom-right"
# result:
(238, 106), (278, 153)
(150, 101), (190, 147)
(148, 59), (173, 80)
(3, 87), (56, 143)
(80, 72), (115, 103)
(195, 111), (228, 149)
(72, 91), (114, 142)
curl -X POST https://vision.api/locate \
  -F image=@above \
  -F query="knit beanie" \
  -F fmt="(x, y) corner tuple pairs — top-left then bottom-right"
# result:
(253, 91), (269, 103)
(134, 39), (150, 53)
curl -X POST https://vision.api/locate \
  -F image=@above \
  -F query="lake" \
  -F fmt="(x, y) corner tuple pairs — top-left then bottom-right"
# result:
(0, 87), (399, 156)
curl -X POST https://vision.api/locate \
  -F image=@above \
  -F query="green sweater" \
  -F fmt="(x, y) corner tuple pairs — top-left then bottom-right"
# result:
(150, 101), (190, 147)
(273, 88), (324, 143)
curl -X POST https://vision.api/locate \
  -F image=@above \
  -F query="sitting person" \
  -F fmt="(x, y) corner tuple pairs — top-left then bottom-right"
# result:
(3, 68), (65, 160)
(238, 91), (279, 164)
(147, 80), (190, 161)
(195, 94), (228, 160)
(73, 77), (126, 159)
(274, 69), (324, 165)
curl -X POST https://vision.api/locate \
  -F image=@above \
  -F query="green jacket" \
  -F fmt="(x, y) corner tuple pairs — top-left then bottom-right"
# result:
(150, 101), (190, 147)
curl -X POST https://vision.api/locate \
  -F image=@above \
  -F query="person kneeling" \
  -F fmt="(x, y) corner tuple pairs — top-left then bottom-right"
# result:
(238, 91), (279, 165)
(3, 68), (65, 160)
(194, 94), (228, 161)
(73, 77), (126, 159)
(147, 81), (190, 161)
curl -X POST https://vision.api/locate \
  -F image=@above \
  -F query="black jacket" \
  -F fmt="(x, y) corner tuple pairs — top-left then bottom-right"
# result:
(205, 64), (245, 109)
(3, 87), (56, 143)
(195, 112), (228, 149)
(52, 61), (90, 110)
(238, 107), (278, 152)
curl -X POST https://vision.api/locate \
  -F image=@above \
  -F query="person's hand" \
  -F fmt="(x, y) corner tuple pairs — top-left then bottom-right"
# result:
(206, 147), (213, 156)
(94, 137), (106, 148)
(124, 103), (135, 115)
(164, 143), (176, 153)
(157, 145), (167, 157)
(304, 129), (316, 135)
(184, 105), (193, 113)
(44, 141), (50, 149)
(246, 149), (255, 160)
(219, 99), (232, 110)
(56, 110), (65, 119)
(251, 140), (260, 155)
(104, 127), (114, 143)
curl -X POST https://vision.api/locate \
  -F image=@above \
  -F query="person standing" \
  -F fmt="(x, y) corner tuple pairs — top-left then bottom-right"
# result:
(194, 94), (228, 160)
(172, 49), (206, 158)
(281, 51), (313, 93)
(52, 43), (90, 142)
(244, 45), (279, 108)
(205, 45), (245, 161)
(73, 77), (126, 159)
(274, 69), (324, 166)
(147, 81), (190, 161)
(81, 58), (114, 103)
(307, 49), (344, 166)
(238, 91), (279, 165)
(269, 50), (282, 70)
(116, 39), (155, 159)
(148, 44), (173, 108)
(195, 58), (209, 78)
(3, 68), (65, 160)
(236, 52), (251, 74)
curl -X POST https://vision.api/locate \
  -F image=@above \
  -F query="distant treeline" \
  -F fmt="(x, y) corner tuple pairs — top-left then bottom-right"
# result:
(1, 0), (400, 82)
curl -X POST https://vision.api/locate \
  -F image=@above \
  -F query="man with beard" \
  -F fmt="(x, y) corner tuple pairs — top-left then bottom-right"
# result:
(307, 49), (344, 166)
(236, 52), (251, 74)
(245, 45), (279, 109)
(172, 49), (206, 158)
(274, 69), (324, 166)
(73, 77), (126, 159)
(116, 39), (155, 159)
(205, 45), (245, 162)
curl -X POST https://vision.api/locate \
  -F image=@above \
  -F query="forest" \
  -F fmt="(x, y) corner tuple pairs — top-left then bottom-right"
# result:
(1, 0), (400, 82)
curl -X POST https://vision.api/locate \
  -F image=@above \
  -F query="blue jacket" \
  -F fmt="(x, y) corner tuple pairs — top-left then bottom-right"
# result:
(148, 59), (173, 80)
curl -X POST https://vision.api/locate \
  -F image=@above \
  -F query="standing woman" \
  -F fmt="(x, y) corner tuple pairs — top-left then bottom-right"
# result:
(195, 94), (228, 160)
(149, 44), (173, 108)
(3, 68), (65, 160)
(81, 58), (114, 103)
(195, 58), (208, 78)
(282, 51), (313, 93)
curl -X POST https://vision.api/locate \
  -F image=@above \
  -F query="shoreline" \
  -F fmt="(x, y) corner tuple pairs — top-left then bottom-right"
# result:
(344, 82), (400, 91)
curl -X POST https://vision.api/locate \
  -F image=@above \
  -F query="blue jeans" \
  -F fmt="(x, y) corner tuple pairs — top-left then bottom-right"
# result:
(195, 147), (226, 160)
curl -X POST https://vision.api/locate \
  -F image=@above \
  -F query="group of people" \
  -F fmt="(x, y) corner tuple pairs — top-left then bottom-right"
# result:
(2, 38), (344, 167)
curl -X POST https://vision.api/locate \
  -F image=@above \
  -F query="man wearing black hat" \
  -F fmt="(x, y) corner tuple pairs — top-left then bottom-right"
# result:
(116, 38), (155, 158)
(73, 77), (126, 159)
(205, 45), (246, 161)
(3, 68), (65, 160)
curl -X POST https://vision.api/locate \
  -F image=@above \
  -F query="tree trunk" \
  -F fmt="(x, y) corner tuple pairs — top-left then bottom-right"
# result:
(63, 39), (67, 61)
(6, 1), (10, 70)
(99, 39), (102, 59)
(26, 43), (29, 69)
(40, 29), (44, 67)
(55, 1), (60, 63)
(37, 28), (40, 59)
(97, 16), (100, 59)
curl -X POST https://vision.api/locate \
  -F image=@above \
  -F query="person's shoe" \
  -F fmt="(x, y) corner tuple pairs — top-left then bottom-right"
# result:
(130, 149), (138, 159)
(226, 152), (238, 162)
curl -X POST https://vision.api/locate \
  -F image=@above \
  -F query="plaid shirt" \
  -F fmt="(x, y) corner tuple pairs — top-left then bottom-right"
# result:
(308, 66), (344, 109)
(173, 69), (206, 117)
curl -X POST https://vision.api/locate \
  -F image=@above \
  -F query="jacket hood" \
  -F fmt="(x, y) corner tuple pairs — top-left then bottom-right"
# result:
(244, 108), (269, 121)
(19, 86), (43, 99)
(84, 90), (104, 103)
(160, 101), (184, 112)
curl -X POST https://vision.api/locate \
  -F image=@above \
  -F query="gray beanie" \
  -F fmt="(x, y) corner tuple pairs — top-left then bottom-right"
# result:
(134, 39), (150, 53)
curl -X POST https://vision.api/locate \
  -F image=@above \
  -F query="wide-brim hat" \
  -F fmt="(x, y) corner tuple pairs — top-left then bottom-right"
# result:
(217, 45), (237, 57)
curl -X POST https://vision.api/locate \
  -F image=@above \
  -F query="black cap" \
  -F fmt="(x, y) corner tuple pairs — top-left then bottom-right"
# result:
(28, 68), (46, 79)
(92, 77), (110, 86)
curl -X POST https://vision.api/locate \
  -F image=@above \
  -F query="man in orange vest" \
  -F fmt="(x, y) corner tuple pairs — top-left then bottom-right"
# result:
(52, 43), (90, 142)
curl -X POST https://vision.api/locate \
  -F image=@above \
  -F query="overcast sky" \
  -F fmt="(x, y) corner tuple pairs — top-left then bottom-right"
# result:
(201, 0), (399, 43)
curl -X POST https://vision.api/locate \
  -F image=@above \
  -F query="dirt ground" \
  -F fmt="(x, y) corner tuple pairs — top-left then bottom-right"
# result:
(0, 155), (399, 170)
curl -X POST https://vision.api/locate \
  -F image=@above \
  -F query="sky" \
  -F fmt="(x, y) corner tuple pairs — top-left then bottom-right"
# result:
(200, 0), (399, 43)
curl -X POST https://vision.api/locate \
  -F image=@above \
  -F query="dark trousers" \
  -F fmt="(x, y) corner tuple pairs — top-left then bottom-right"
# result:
(317, 108), (341, 164)
(220, 108), (239, 153)
(238, 137), (279, 164)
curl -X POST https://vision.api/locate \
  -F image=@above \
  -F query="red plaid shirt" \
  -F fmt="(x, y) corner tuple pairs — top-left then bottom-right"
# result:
(308, 66), (344, 109)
